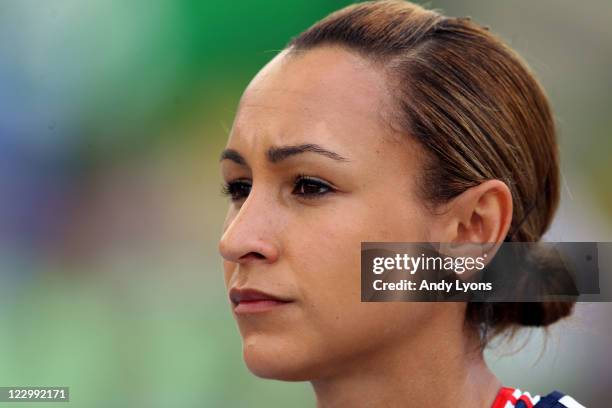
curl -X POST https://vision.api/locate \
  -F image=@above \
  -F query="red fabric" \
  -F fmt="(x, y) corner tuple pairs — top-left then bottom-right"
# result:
(518, 394), (535, 408)
(491, 386), (518, 408)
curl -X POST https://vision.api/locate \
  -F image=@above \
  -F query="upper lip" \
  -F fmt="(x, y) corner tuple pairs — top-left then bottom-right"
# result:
(229, 287), (292, 305)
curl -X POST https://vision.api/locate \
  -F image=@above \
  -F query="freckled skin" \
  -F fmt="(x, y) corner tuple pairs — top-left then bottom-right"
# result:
(219, 46), (460, 380)
(218, 46), (506, 407)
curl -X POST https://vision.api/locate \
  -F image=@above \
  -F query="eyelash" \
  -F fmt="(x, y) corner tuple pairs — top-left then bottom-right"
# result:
(221, 174), (335, 202)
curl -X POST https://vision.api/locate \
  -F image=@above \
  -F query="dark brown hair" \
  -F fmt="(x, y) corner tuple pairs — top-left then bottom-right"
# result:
(286, 0), (573, 342)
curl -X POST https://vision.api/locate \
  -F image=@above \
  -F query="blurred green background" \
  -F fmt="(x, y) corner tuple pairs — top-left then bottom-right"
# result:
(0, 1), (611, 407)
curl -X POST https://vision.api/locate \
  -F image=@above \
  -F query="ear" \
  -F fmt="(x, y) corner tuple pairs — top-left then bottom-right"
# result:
(438, 180), (513, 245)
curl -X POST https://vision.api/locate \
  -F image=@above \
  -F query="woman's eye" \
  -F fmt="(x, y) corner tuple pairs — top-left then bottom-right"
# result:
(221, 180), (252, 202)
(293, 176), (334, 198)
(222, 176), (334, 203)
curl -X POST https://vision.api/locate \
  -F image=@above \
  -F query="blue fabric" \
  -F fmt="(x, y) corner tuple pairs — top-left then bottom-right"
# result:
(535, 391), (568, 407)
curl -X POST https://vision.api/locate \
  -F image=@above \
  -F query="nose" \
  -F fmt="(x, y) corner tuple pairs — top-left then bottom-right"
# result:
(218, 191), (280, 265)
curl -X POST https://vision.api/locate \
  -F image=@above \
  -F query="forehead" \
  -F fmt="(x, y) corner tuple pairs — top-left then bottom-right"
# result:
(228, 46), (397, 152)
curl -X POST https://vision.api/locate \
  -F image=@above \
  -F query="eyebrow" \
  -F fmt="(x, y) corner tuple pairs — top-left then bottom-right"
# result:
(219, 149), (247, 165)
(219, 143), (349, 165)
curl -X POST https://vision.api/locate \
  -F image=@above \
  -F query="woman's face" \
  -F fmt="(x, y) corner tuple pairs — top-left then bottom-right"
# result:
(219, 46), (459, 381)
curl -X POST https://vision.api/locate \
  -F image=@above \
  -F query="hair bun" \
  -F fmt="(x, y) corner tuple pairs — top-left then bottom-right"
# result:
(514, 301), (575, 327)
(467, 242), (577, 341)
(514, 243), (577, 326)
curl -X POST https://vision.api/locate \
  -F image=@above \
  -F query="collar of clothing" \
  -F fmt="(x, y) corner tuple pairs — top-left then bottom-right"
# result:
(491, 386), (585, 408)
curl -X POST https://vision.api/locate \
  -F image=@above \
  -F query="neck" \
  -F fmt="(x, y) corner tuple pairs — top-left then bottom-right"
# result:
(311, 317), (501, 408)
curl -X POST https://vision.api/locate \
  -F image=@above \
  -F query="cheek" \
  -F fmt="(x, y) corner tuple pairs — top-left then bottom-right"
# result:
(272, 200), (435, 373)
(292, 194), (430, 280)
(238, 194), (435, 380)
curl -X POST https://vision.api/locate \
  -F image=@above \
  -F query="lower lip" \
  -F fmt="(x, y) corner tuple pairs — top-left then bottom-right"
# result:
(234, 300), (292, 314)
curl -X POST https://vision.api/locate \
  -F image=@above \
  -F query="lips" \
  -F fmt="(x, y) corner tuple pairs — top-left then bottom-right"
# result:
(229, 288), (293, 314)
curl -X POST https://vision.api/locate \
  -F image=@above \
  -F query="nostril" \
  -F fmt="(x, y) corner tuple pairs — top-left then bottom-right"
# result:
(239, 252), (266, 262)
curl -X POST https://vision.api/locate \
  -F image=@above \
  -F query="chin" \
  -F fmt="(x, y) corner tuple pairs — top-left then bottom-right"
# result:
(241, 335), (317, 381)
